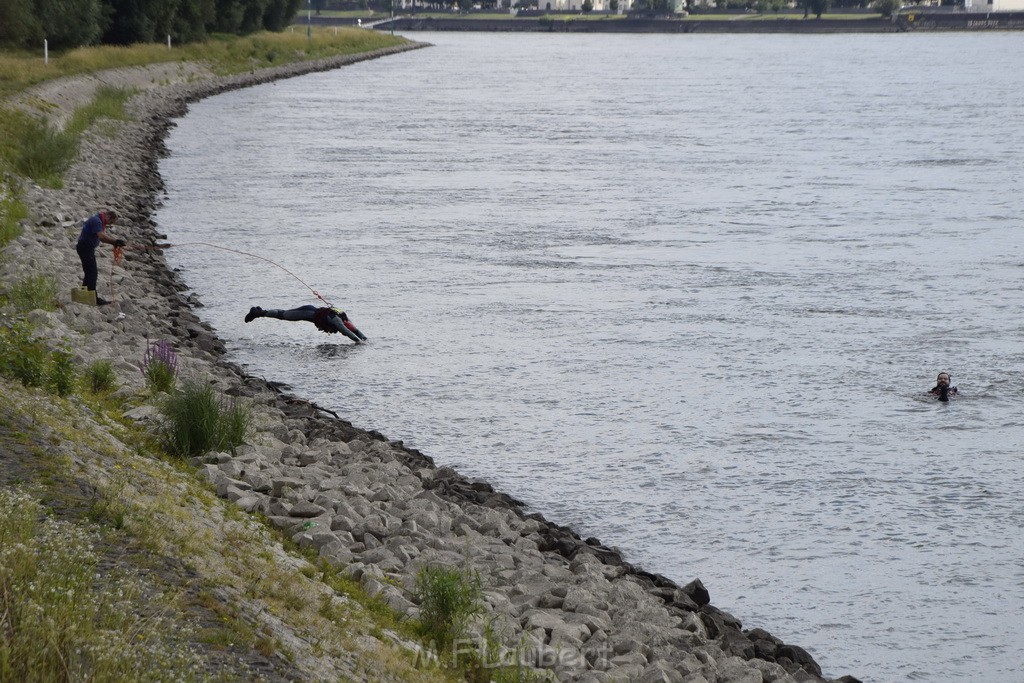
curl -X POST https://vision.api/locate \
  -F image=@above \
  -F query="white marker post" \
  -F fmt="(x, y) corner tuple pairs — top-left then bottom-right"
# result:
(167, 34), (171, 50)
(44, 39), (48, 65)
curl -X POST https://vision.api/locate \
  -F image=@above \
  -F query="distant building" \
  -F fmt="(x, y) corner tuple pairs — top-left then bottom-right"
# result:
(964, 0), (1024, 11)
(538, 0), (634, 10)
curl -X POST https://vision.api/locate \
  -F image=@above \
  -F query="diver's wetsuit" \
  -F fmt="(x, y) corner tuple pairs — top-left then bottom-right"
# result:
(257, 305), (366, 343)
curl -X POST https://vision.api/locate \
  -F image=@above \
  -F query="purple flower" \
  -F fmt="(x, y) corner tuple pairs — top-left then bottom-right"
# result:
(140, 339), (178, 377)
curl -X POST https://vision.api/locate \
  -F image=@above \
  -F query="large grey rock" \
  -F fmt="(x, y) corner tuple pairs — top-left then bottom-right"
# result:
(716, 656), (764, 683)
(195, 464), (225, 486)
(289, 501), (327, 518)
(295, 529), (339, 551)
(271, 476), (306, 498)
(638, 661), (686, 683)
(243, 471), (273, 493)
(233, 495), (266, 513)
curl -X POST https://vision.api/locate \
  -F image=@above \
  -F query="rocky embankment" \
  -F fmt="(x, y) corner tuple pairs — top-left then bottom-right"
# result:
(5, 45), (859, 682)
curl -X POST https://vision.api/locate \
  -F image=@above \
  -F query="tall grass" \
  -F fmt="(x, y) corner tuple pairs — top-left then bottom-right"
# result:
(0, 489), (203, 680)
(5, 273), (59, 312)
(85, 359), (118, 394)
(0, 86), (135, 188)
(219, 395), (253, 451)
(0, 321), (81, 396)
(0, 320), (49, 388)
(161, 379), (252, 457)
(0, 29), (408, 99)
(66, 85), (136, 136)
(46, 346), (78, 397)
(414, 564), (483, 657)
(0, 181), (28, 246)
(0, 107), (76, 187)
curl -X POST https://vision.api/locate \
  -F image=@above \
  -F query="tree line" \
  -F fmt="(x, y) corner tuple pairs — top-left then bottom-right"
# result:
(0, 0), (304, 51)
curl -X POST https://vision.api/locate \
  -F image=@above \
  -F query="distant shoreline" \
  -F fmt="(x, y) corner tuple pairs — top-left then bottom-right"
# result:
(305, 10), (1024, 33)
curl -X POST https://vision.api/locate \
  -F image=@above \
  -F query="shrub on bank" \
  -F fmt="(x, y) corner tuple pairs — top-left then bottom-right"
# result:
(415, 564), (483, 657)
(0, 321), (81, 397)
(161, 379), (252, 457)
(85, 358), (118, 394)
(0, 319), (49, 387)
(0, 86), (134, 189)
(5, 273), (59, 312)
(0, 107), (76, 188)
(46, 345), (77, 397)
(0, 183), (27, 246)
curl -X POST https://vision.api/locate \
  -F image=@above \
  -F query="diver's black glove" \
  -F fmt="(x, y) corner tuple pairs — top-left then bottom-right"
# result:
(114, 239), (127, 248)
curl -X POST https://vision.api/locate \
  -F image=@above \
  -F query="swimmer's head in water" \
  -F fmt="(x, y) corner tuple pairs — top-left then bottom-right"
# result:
(936, 372), (952, 387)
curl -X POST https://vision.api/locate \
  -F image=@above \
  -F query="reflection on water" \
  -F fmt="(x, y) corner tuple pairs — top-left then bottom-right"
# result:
(158, 32), (1024, 682)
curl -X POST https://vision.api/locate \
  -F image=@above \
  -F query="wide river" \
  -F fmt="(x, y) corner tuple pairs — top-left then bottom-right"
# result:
(156, 32), (1024, 682)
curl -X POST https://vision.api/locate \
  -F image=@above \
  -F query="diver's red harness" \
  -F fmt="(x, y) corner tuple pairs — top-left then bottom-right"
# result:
(312, 307), (341, 334)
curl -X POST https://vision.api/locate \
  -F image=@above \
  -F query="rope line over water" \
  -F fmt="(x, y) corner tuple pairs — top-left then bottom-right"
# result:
(109, 241), (336, 309)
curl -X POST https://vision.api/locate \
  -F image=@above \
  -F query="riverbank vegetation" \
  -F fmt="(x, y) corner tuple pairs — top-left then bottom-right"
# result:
(0, 376), (454, 681)
(0, 28), (406, 99)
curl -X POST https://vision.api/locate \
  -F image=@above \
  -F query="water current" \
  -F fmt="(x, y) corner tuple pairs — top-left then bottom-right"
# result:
(155, 32), (1024, 681)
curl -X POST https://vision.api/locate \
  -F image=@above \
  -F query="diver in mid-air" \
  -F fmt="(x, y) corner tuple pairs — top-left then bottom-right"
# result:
(245, 305), (367, 344)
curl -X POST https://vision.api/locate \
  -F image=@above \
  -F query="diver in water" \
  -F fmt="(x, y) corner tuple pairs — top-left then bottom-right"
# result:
(245, 305), (367, 344)
(928, 372), (958, 402)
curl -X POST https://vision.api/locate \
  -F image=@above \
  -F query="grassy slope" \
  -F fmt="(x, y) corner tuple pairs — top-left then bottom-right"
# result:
(0, 30), (451, 683)
(0, 28), (407, 99)
(0, 381), (449, 681)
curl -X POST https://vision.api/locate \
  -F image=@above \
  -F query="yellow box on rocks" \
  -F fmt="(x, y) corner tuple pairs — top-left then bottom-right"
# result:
(71, 286), (96, 306)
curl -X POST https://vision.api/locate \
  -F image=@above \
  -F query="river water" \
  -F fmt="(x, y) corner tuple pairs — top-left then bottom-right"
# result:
(155, 32), (1024, 681)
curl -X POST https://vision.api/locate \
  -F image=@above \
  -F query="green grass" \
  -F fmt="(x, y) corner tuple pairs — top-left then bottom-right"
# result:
(0, 185), (28, 246)
(741, 11), (882, 18)
(0, 377), (453, 682)
(160, 379), (251, 457)
(46, 346), (78, 397)
(411, 12), (529, 19)
(414, 564), (483, 658)
(0, 84), (134, 188)
(0, 319), (49, 388)
(66, 85), (137, 136)
(0, 488), (203, 681)
(0, 107), (76, 187)
(0, 28), (408, 99)
(85, 359), (119, 395)
(5, 273), (59, 312)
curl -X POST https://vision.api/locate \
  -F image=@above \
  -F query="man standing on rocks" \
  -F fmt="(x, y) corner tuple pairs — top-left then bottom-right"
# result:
(76, 209), (126, 306)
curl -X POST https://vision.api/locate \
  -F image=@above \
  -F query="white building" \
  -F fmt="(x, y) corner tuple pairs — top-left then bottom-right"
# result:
(536, 0), (635, 9)
(965, 0), (1024, 11)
